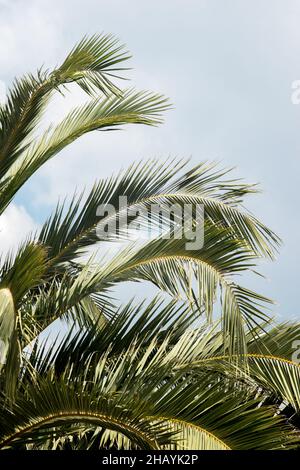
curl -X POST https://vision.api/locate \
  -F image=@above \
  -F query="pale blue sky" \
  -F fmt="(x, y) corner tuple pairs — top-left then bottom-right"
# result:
(1, 0), (300, 320)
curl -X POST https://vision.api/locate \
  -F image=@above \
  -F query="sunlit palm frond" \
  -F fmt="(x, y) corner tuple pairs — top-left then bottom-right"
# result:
(9, 327), (295, 451)
(1, 91), (169, 213)
(0, 34), (130, 186)
(35, 159), (279, 272)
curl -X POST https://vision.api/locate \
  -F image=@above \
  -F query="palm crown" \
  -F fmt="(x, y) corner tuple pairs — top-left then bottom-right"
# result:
(0, 34), (299, 450)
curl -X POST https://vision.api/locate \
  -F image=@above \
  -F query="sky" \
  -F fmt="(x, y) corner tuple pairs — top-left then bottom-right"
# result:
(0, 0), (300, 321)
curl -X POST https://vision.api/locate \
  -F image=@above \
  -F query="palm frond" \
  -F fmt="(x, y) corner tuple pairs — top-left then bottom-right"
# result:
(98, 229), (272, 354)
(1, 91), (170, 212)
(9, 329), (295, 450)
(0, 34), (130, 187)
(57, 33), (131, 97)
(35, 159), (279, 272)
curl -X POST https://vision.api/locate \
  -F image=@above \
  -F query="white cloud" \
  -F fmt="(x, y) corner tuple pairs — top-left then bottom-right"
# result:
(0, 0), (62, 76)
(0, 79), (6, 104)
(0, 204), (39, 254)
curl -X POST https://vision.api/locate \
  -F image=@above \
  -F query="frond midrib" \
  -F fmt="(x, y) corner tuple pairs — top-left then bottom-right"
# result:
(45, 189), (264, 268)
(0, 411), (159, 450)
(178, 353), (300, 369)
(151, 416), (231, 450)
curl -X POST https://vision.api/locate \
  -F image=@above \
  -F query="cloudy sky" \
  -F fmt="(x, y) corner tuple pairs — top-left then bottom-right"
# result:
(0, 0), (300, 320)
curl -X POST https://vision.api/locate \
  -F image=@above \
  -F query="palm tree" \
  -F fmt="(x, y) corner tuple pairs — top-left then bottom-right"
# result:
(0, 34), (299, 450)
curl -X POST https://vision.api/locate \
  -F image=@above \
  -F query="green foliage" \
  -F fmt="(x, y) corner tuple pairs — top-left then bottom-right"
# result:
(0, 33), (299, 450)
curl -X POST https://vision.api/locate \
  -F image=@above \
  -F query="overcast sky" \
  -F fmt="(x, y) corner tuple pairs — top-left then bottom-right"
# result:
(0, 0), (300, 321)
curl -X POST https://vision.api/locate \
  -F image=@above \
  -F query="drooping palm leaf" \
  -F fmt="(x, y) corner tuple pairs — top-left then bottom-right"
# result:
(8, 325), (295, 451)
(36, 159), (280, 273)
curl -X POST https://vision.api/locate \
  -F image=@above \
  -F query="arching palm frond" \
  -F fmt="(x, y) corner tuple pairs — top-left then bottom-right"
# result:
(0, 34), (129, 183)
(174, 322), (300, 416)
(36, 159), (279, 271)
(2, 316), (295, 451)
(14, 224), (271, 356)
(1, 90), (169, 213)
